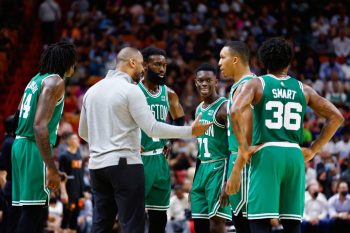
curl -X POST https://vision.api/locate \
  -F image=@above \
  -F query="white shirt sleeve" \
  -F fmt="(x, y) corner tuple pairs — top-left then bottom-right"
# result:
(78, 99), (89, 142)
(127, 86), (192, 139)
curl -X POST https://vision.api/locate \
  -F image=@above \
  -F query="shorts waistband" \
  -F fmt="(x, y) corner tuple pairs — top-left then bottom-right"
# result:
(255, 142), (300, 153)
(141, 148), (163, 156)
(15, 135), (28, 139)
(200, 158), (226, 164)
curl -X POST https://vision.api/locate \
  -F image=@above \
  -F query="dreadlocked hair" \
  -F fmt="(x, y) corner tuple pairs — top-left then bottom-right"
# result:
(39, 40), (77, 78)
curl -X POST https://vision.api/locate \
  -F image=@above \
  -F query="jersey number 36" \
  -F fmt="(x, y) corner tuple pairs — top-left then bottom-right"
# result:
(265, 101), (302, 131)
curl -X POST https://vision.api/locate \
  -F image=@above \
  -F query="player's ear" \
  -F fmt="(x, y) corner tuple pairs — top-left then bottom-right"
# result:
(232, 56), (238, 65)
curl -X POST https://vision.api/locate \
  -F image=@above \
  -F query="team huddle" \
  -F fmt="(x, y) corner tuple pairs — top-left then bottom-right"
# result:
(11, 38), (343, 233)
(138, 38), (343, 233)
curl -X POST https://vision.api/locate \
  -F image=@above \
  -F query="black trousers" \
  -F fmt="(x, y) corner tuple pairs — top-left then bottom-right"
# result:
(90, 158), (145, 233)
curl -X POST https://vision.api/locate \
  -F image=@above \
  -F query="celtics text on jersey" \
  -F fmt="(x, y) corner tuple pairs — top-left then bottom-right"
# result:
(138, 82), (170, 153)
(196, 97), (229, 161)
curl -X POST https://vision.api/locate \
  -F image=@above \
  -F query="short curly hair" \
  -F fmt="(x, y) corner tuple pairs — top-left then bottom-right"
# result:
(141, 47), (166, 62)
(195, 63), (217, 76)
(258, 37), (293, 73)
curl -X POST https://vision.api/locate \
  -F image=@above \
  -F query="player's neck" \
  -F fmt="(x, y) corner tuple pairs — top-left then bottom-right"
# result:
(269, 68), (289, 79)
(203, 92), (218, 107)
(234, 67), (252, 83)
(143, 78), (159, 93)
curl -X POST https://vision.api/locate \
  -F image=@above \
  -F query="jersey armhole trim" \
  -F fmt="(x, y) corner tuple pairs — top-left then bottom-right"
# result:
(213, 99), (226, 128)
(257, 77), (265, 90)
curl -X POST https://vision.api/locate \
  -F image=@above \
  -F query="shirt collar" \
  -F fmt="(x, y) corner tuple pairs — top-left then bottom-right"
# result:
(106, 70), (135, 84)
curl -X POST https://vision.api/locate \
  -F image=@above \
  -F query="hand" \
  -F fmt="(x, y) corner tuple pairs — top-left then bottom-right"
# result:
(47, 168), (61, 191)
(238, 145), (259, 162)
(226, 171), (241, 195)
(302, 147), (316, 162)
(191, 113), (213, 136)
(163, 141), (172, 159)
(220, 182), (230, 207)
(140, 145), (145, 154)
(61, 192), (69, 204)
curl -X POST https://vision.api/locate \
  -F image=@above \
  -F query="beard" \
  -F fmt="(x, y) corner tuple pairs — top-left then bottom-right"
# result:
(132, 70), (143, 83)
(147, 69), (167, 85)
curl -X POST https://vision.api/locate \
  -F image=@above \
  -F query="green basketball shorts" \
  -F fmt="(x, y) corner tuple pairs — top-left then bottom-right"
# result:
(247, 142), (305, 221)
(142, 153), (171, 211)
(227, 152), (249, 217)
(12, 137), (50, 206)
(191, 159), (232, 220)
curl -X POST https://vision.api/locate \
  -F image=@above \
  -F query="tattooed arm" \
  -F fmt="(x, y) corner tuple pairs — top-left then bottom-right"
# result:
(226, 80), (260, 195)
(302, 84), (344, 161)
(34, 75), (65, 190)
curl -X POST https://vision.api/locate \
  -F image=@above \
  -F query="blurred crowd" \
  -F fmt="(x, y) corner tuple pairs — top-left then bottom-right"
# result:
(2, 0), (350, 232)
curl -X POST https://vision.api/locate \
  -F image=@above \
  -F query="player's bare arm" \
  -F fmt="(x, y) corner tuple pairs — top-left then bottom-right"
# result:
(302, 84), (344, 161)
(215, 101), (227, 127)
(33, 75), (65, 190)
(226, 83), (255, 195)
(168, 87), (185, 120)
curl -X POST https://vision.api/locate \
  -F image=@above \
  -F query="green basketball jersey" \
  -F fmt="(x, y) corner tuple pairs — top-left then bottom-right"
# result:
(227, 75), (255, 152)
(16, 73), (64, 145)
(252, 74), (306, 145)
(195, 97), (229, 161)
(138, 82), (170, 152)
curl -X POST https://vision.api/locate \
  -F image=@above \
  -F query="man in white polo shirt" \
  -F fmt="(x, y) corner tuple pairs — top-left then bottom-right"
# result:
(79, 47), (210, 233)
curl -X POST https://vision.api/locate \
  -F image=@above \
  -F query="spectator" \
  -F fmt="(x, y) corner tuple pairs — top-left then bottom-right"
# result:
(38, 0), (61, 46)
(77, 192), (93, 233)
(0, 115), (20, 233)
(335, 129), (350, 160)
(302, 180), (329, 233)
(341, 159), (350, 187)
(59, 132), (84, 233)
(47, 192), (63, 233)
(332, 30), (350, 58)
(325, 80), (346, 107)
(341, 56), (350, 81)
(306, 161), (317, 188)
(328, 181), (350, 233)
(317, 151), (339, 198)
(167, 184), (190, 233)
(319, 54), (345, 81)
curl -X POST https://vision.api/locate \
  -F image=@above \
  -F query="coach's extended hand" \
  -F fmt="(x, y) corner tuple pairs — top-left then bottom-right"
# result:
(191, 113), (212, 136)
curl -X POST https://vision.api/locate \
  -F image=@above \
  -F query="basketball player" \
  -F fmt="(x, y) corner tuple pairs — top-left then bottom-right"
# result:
(218, 41), (254, 233)
(12, 41), (77, 233)
(191, 63), (232, 233)
(139, 47), (185, 233)
(226, 37), (344, 233)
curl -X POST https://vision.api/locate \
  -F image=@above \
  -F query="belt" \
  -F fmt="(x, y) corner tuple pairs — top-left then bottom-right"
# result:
(200, 158), (226, 164)
(141, 148), (164, 156)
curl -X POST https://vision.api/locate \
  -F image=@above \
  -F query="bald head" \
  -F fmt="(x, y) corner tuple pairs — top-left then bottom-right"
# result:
(116, 47), (143, 65)
(116, 47), (144, 82)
